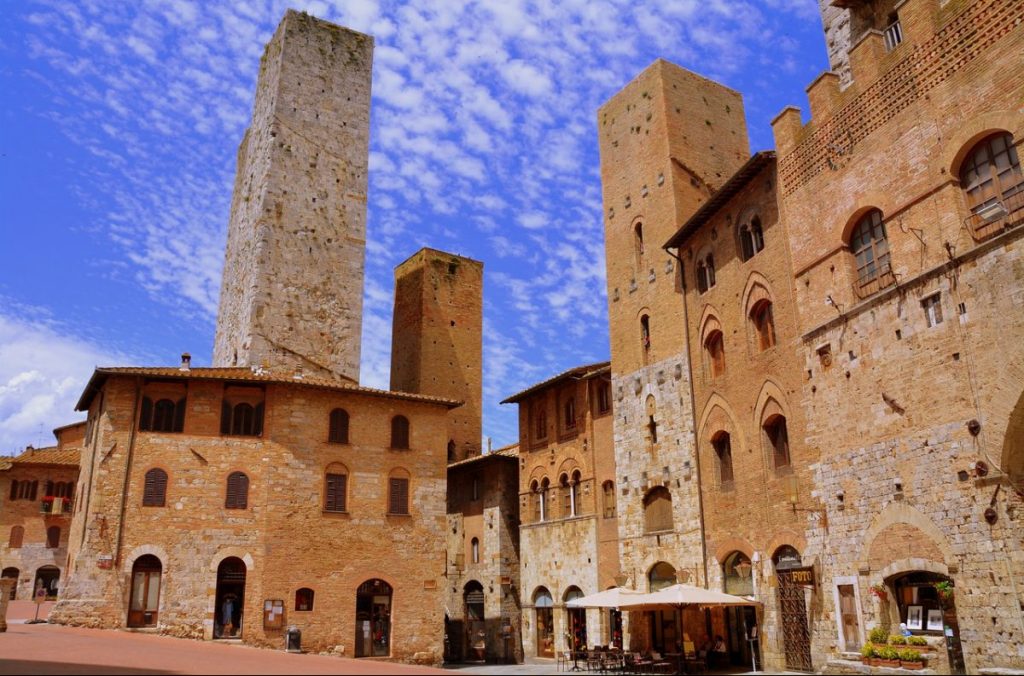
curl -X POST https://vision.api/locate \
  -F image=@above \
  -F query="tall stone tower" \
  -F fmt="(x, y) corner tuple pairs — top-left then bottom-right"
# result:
(390, 248), (483, 462)
(598, 60), (748, 596)
(213, 10), (372, 382)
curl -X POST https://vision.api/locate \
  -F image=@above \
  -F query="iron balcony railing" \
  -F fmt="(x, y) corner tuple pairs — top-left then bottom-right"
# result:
(964, 187), (1024, 243)
(40, 497), (72, 515)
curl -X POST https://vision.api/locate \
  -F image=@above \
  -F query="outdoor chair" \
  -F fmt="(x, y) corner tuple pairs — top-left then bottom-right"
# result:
(557, 650), (571, 671)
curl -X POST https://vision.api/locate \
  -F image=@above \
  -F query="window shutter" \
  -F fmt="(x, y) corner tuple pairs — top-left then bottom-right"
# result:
(174, 398), (186, 432)
(9, 481), (17, 501)
(143, 469), (167, 507)
(221, 400), (231, 435)
(47, 526), (60, 549)
(226, 472), (249, 509)
(140, 397), (153, 431)
(329, 409), (349, 444)
(325, 473), (346, 512)
(389, 478), (409, 515)
(9, 526), (23, 548)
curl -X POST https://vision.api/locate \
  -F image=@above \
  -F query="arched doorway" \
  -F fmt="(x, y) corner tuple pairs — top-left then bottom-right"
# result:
(464, 580), (486, 661)
(533, 587), (554, 658)
(1, 567), (18, 600)
(887, 571), (965, 674)
(648, 562), (677, 653)
(355, 579), (392, 657)
(564, 586), (587, 651)
(127, 555), (162, 628)
(773, 546), (812, 672)
(214, 557), (246, 639)
(34, 566), (59, 600)
(722, 552), (757, 668)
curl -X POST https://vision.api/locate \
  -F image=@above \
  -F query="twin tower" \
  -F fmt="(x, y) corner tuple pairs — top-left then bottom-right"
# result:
(211, 11), (482, 461)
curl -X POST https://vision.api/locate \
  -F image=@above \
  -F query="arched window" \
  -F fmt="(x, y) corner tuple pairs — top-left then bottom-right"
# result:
(8, 526), (24, 549)
(712, 432), (733, 485)
(602, 480), (616, 518)
(221, 401), (264, 436)
(388, 474), (410, 515)
(295, 587), (314, 611)
(328, 408), (349, 444)
(562, 396), (577, 433)
(640, 315), (651, 356)
(142, 468), (168, 507)
(849, 209), (891, 288)
(11, 480), (38, 501)
(225, 472), (249, 509)
(959, 132), (1022, 216)
(648, 562), (677, 592)
(390, 415), (410, 450)
(763, 415), (791, 470)
(324, 463), (347, 513)
(46, 526), (60, 549)
(560, 471), (580, 518)
(140, 397), (185, 433)
(723, 551), (754, 595)
(705, 330), (725, 378)
(634, 222), (645, 266)
(696, 253), (716, 293)
(533, 402), (548, 442)
(539, 478), (550, 522)
(643, 486), (673, 533)
(530, 480), (541, 522)
(750, 300), (776, 351)
(534, 587), (555, 658)
(471, 537), (480, 564)
(739, 216), (765, 261)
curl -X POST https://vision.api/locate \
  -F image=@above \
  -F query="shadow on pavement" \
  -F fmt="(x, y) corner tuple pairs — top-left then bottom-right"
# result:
(0, 660), (174, 675)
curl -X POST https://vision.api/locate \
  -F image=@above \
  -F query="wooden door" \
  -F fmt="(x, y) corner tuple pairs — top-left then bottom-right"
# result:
(127, 561), (161, 627)
(838, 585), (860, 650)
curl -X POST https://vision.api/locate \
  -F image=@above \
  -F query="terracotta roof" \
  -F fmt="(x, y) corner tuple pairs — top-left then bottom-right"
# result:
(4, 446), (80, 467)
(75, 366), (463, 411)
(500, 361), (611, 404)
(52, 421), (87, 436)
(447, 444), (520, 469)
(663, 151), (777, 249)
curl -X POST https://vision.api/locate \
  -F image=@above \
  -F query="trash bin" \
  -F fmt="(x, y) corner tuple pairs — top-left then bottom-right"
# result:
(285, 625), (302, 653)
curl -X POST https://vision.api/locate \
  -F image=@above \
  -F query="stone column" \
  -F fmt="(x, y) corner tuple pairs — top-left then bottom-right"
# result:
(0, 579), (13, 632)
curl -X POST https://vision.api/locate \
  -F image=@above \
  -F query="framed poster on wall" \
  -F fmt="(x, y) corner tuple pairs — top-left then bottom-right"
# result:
(906, 605), (924, 630)
(926, 609), (944, 632)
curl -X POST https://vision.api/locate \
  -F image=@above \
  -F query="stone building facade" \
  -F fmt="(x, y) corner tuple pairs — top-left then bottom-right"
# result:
(0, 423), (82, 601)
(664, 151), (822, 672)
(770, 0), (1024, 671)
(391, 249), (483, 463)
(444, 445), (521, 663)
(213, 10), (372, 383)
(503, 363), (619, 658)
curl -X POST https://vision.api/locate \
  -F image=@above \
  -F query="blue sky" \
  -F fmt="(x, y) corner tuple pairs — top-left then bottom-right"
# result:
(0, 0), (829, 453)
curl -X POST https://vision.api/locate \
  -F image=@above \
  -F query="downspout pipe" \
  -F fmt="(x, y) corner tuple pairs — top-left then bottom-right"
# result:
(665, 245), (710, 589)
(114, 377), (142, 567)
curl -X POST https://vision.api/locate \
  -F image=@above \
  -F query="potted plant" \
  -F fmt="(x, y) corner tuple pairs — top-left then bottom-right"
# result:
(907, 635), (930, 650)
(860, 644), (874, 665)
(935, 581), (954, 606)
(888, 634), (907, 646)
(877, 646), (901, 667)
(869, 583), (888, 602)
(868, 625), (888, 647)
(899, 647), (925, 670)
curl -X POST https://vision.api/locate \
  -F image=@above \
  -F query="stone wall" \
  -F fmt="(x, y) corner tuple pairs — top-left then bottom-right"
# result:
(213, 10), (372, 382)
(51, 373), (452, 664)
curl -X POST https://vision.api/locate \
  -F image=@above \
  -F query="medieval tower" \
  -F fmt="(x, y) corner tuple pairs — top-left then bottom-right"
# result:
(390, 248), (483, 461)
(598, 60), (749, 603)
(213, 10), (373, 382)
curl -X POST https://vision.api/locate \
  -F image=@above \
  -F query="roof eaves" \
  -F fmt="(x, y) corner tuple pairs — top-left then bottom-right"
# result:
(500, 361), (611, 404)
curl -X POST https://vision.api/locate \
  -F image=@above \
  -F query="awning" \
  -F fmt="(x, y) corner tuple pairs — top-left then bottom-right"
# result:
(565, 587), (644, 609)
(616, 583), (759, 611)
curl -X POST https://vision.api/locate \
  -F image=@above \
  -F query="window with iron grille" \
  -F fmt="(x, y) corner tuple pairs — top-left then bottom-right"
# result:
(388, 477), (410, 515)
(324, 472), (347, 513)
(328, 408), (349, 444)
(225, 472), (249, 509)
(142, 468), (168, 507)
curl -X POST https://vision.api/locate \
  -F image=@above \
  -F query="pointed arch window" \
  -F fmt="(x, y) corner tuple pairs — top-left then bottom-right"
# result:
(750, 300), (777, 351)
(634, 221), (645, 267)
(739, 216), (765, 261)
(640, 315), (651, 357)
(705, 330), (725, 378)
(763, 415), (791, 470)
(696, 253), (716, 293)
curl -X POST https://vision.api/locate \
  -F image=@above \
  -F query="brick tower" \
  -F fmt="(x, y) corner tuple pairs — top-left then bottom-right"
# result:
(598, 60), (748, 597)
(390, 248), (483, 461)
(213, 10), (373, 382)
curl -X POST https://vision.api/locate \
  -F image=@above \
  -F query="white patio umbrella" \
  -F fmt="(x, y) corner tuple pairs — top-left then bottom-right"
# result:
(565, 587), (644, 608)
(616, 583), (758, 611)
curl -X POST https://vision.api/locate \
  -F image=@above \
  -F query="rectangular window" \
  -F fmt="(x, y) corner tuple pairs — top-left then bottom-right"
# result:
(325, 473), (347, 513)
(596, 381), (611, 415)
(922, 294), (943, 327)
(389, 478), (410, 515)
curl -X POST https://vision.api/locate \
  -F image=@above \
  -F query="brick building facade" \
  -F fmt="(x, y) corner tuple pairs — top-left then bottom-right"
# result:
(0, 423), (82, 602)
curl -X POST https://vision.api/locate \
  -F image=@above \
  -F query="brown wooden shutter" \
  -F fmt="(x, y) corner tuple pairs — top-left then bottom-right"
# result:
(226, 472), (249, 509)
(329, 409), (349, 444)
(389, 478), (409, 515)
(9, 526), (23, 548)
(391, 416), (409, 449)
(29, 481), (37, 501)
(325, 473), (346, 512)
(46, 526), (60, 549)
(143, 469), (167, 507)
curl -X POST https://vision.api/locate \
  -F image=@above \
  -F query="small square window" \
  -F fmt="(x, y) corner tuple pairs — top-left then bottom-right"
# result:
(922, 294), (943, 328)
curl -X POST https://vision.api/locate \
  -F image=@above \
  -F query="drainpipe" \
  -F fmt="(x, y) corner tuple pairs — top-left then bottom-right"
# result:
(114, 377), (142, 567)
(666, 246), (710, 589)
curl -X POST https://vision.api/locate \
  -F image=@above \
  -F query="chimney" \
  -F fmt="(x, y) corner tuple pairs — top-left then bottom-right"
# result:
(180, 353), (192, 371)
(487, 437), (492, 453)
